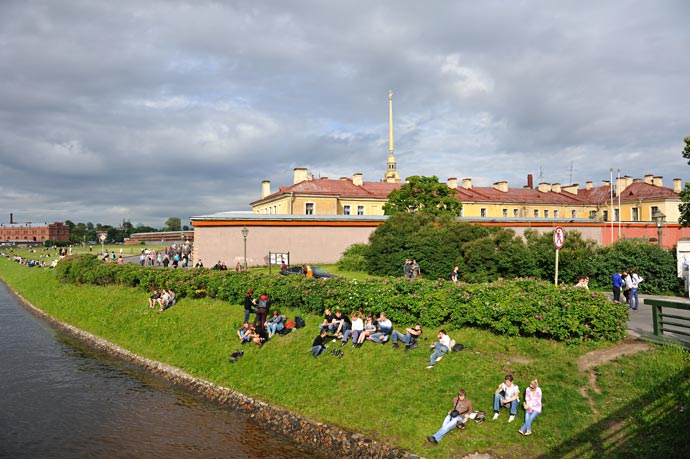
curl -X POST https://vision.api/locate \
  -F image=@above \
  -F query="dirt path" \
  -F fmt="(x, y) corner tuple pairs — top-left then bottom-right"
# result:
(577, 335), (653, 417)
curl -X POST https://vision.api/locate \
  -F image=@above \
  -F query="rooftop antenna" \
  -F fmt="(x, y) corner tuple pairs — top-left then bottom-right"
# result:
(569, 160), (574, 184)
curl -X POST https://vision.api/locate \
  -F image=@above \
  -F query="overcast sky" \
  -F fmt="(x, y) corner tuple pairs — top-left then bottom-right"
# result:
(1, 1), (689, 228)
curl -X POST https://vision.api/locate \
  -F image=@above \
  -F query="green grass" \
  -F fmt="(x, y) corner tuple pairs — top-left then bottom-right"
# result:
(1, 257), (688, 458)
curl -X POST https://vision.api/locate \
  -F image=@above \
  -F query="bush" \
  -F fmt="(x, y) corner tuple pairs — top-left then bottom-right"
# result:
(336, 243), (368, 271)
(55, 255), (627, 343)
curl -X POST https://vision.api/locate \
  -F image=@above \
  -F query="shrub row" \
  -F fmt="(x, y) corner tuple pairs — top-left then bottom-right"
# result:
(56, 255), (628, 343)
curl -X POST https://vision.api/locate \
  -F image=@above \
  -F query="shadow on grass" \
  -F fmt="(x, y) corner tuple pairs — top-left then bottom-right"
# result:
(538, 364), (690, 459)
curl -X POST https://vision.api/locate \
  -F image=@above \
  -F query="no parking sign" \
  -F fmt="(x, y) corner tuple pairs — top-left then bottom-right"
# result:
(553, 226), (565, 285)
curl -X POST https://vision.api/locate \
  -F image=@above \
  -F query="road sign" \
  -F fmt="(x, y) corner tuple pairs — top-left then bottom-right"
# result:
(553, 226), (565, 249)
(98, 233), (106, 242)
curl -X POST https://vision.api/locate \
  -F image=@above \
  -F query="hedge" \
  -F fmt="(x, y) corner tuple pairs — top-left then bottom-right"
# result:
(56, 255), (628, 343)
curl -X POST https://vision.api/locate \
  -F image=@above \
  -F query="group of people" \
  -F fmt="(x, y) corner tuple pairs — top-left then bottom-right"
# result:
(147, 288), (176, 313)
(238, 289), (292, 347)
(403, 259), (421, 281)
(612, 268), (644, 310)
(427, 375), (542, 445)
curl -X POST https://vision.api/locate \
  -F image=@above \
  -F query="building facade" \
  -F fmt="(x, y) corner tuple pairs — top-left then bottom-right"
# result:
(0, 222), (70, 244)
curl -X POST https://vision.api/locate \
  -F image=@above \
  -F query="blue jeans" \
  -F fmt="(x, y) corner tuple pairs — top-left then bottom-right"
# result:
(430, 343), (448, 366)
(342, 329), (361, 344)
(493, 394), (519, 415)
(629, 287), (639, 309)
(311, 345), (326, 357)
(267, 322), (284, 336)
(391, 330), (411, 345)
(244, 308), (255, 323)
(520, 409), (540, 432)
(431, 413), (465, 442)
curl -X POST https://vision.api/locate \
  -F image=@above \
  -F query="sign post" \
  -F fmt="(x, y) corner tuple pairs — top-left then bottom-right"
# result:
(553, 226), (565, 285)
(98, 232), (107, 256)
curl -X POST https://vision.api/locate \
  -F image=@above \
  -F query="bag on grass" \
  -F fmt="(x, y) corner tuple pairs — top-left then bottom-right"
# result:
(294, 316), (306, 329)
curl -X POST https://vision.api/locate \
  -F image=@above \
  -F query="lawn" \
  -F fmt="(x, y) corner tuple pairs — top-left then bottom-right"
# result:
(0, 257), (688, 458)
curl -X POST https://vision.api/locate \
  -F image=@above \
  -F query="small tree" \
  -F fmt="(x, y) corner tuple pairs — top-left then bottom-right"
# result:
(383, 175), (462, 217)
(678, 136), (690, 227)
(164, 217), (182, 232)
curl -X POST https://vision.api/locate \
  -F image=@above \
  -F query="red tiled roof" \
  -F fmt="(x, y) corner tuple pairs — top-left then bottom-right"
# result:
(251, 178), (401, 204)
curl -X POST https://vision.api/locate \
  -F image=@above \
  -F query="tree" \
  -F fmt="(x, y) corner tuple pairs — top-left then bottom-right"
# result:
(678, 136), (690, 226)
(383, 175), (462, 217)
(164, 217), (181, 232)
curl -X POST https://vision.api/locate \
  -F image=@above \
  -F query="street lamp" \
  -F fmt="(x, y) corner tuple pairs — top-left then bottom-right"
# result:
(241, 226), (249, 271)
(652, 210), (666, 248)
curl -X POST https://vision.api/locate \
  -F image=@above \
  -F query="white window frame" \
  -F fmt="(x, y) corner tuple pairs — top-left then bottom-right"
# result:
(343, 205), (351, 215)
(631, 207), (639, 222)
(357, 205), (365, 215)
(305, 202), (315, 215)
(480, 208), (487, 217)
(534, 209), (539, 218)
(554, 210), (559, 219)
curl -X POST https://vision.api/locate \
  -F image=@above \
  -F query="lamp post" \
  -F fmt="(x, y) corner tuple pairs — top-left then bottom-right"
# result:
(652, 210), (666, 248)
(241, 226), (249, 271)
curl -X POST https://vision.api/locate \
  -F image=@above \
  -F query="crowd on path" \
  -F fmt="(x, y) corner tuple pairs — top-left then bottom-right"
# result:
(612, 268), (644, 310)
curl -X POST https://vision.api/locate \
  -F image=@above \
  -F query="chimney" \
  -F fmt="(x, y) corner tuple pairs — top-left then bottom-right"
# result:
(644, 174), (653, 184)
(493, 181), (508, 192)
(586, 181), (593, 190)
(552, 183), (561, 193)
(293, 167), (309, 184)
(674, 178), (682, 193)
(9, 213), (13, 224)
(562, 184), (578, 195)
(353, 173), (363, 186)
(527, 174), (533, 189)
(461, 178), (473, 189)
(537, 182), (551, 192)
(261, 180), (271, 198)
(625, 176), (633, 188)
(613, 177), (624, 196)
(652, 176), (663, 187)
(447, 177), (458, 189)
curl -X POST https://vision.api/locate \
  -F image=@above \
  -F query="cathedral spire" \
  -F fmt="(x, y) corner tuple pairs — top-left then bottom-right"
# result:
(384, 90), (401, 183)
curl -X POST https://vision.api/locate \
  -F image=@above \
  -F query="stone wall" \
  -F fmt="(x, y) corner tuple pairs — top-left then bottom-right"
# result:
(9, 288), (423, 459)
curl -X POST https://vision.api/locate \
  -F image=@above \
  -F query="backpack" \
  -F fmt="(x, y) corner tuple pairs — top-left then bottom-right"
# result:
(285, 320), (295, 329)
(257, 298), (268, 310)
(294, 315), (306, 329)
(473, 411), (485, 424)
(449, 338), (464, 352)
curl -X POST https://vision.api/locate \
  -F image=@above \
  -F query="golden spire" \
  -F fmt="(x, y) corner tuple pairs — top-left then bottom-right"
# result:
(384, 89), (401, 183)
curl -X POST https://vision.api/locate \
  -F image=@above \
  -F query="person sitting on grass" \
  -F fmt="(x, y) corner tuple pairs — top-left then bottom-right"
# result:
(237, 322), (252, 344)
(157, 289), (176, 313)
(265, 310), (286, 338)
(319, 308), (336, 332)
(354, 313), (377, 347)
(341, 311), (363, 346)
(391, 323), (422, 349)
(425, 329), (450, 370)
(427, 388), (473, 445)
(311, 329), (329, 357)
(248, 323), (265, 347)
(331, 309), (351, 338)
(368, 312), (392, 343)
(492, 374), (520, 422)
(148, 290), (160, 308)
(518, 379), (542, 436)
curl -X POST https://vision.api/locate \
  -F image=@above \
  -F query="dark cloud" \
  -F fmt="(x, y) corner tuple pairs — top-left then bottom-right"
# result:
(0, 0), (688, 227)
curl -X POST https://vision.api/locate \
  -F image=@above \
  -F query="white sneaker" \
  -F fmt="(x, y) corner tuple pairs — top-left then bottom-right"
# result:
(436, 356), (443, 362)
(492, 413), (499, 421)
(508, 415), (515, 423)
(425, 365), (435, 370)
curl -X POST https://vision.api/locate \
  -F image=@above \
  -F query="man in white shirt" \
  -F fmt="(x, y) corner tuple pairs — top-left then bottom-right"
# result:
(426, 329), (451, 369)
(492, 374), (520, 422)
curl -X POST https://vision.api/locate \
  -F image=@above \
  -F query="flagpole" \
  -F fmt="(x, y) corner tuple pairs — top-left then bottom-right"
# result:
(610, 168), (614, 244)
(617, 169), (621, 238)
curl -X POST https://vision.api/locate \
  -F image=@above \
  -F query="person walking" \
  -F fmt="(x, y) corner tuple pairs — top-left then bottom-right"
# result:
(612, 270), (623, 303)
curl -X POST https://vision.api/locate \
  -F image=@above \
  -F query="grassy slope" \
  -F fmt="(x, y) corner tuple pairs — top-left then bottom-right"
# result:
(1, 258), (688, 459)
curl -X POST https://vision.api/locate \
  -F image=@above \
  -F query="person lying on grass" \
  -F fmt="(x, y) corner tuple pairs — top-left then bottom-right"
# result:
(427, 388), (473, 445)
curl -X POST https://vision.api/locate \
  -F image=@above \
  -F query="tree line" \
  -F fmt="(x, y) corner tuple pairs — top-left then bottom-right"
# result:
(64, 217), (189, 244)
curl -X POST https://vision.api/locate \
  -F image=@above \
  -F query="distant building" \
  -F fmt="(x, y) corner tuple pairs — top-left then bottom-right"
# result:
(0, 222), (69, 244)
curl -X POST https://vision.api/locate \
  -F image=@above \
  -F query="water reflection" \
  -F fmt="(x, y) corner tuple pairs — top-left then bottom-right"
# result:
(0, 282), (323, 459)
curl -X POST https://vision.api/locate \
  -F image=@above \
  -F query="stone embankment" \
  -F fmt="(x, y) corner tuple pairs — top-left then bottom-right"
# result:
(10, 288), (423, 459)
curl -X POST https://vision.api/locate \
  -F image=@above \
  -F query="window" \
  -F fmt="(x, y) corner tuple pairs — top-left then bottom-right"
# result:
(544, 210), (549, 218)
(589, 210), (597, 219)
(650, 206), (659, 221)
(603, 210), (608, 222)
(480, 208), (487, 217)
(357, 206), (365, 215)
(571, 210), (577, 219)
(614, 208), (620, 222)
(554, 210), (559, 219)
(513, 208), (519, 218)
(631, 207), (639, 221)
(502, 208), (508, 217)
(343, 205), (351, 215)
(534, 209), (539, 218)
(305, 203), (314, 215)
(459, 207), (464, 217)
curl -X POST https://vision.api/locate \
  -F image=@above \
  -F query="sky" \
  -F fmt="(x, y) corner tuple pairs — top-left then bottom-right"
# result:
(1, 0), (689, 228)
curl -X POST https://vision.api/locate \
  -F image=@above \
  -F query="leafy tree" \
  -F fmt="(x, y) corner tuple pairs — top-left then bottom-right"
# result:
(678, 136), (690, 226)
(383, 175), (462, 216)
(164, 217), (181, 232)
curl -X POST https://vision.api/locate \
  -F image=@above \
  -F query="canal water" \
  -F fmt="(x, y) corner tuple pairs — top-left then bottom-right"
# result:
(0, 282), (325, 459)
